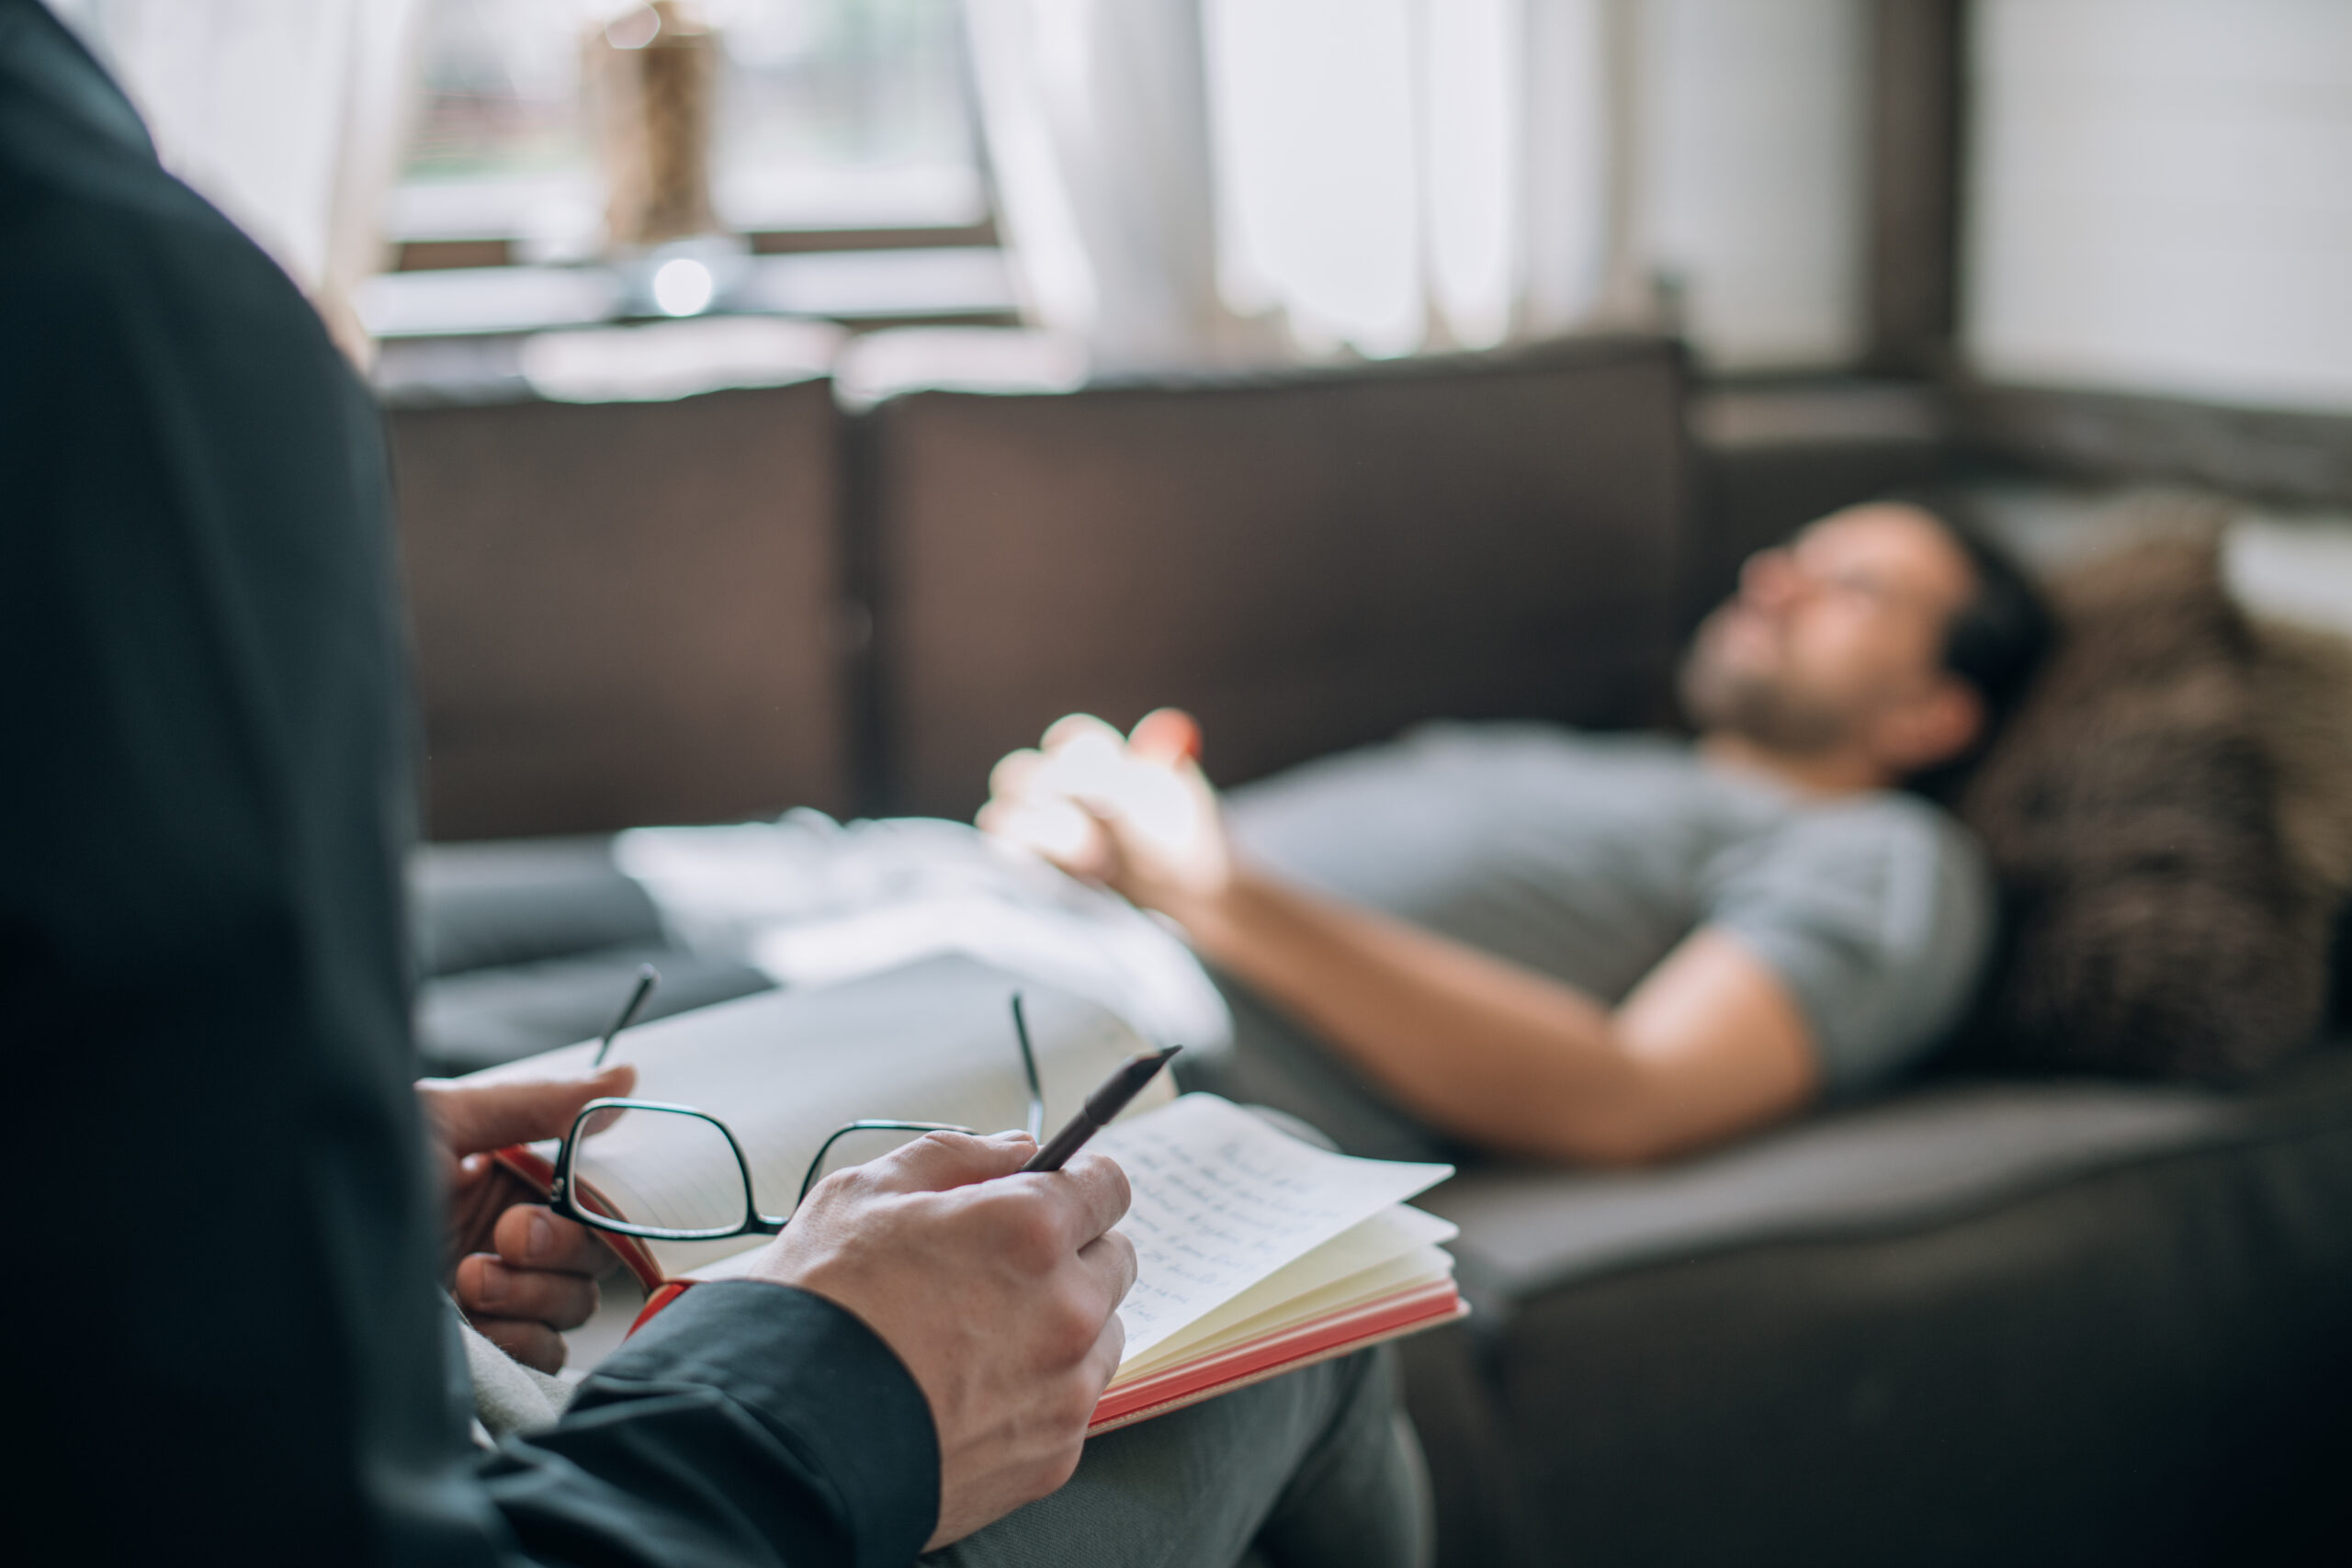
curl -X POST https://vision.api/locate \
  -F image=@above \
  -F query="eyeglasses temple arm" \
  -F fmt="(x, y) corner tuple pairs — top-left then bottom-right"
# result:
(796, 1120), (972, 1211)
(1011, 991), (1045, 1139)
(594, 964), (661, 1067)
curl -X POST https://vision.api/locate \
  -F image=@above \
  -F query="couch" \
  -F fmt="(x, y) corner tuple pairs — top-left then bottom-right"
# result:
(390, 335), (2352, 1565)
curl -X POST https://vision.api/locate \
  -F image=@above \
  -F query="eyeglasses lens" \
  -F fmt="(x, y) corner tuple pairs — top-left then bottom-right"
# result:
(569, 1105), (750, 1237)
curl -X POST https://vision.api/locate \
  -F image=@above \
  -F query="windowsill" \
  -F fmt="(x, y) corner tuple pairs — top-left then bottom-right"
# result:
(357, 247), (1020, 342)
(396, 220), (1001, 274)
(371, 321), (1088, 412)
(1690, 378), (1951, 452)
(387, 167), (989, 265)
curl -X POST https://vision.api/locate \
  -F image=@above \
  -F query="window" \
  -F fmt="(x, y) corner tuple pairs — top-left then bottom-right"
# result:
(394, 0), (987, 260)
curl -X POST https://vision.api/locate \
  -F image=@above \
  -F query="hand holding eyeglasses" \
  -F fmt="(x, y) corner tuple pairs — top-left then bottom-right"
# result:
(550, 981), (1170, 1548)
(483, 978), (1168, 1548)
(417, 1062), (638, 1373)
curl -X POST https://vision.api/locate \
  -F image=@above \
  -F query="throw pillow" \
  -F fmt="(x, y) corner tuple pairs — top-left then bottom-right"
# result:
(1958, 537), (2335, 1081)
(2254, 615), (2352, 1027)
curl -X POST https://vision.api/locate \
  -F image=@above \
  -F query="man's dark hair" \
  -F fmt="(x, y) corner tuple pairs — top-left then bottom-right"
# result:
(1893, 488), (2055, 788)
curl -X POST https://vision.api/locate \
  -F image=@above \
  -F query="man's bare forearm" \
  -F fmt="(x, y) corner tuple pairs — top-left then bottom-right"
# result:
(1170, 864), (1820, 1166)
(1171, 868), (1677, 1163)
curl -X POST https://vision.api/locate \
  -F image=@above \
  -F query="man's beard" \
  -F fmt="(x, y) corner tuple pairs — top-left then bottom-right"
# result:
(1677, 635), (1850, 756)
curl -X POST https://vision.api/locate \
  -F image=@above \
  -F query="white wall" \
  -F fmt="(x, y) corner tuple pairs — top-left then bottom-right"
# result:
(1965, 0), (2352, 414)
(1639, 0), (1870, 371)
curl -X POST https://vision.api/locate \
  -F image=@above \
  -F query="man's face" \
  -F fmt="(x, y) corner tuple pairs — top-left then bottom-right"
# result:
(1679, 503), (1980, 763)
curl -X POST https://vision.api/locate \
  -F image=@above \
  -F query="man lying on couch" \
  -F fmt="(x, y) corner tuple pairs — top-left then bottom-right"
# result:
(982, 500), (2051, 1165)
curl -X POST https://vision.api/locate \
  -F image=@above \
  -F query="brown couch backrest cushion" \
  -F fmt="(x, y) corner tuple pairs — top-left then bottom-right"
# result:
(390, 382), (854, 839)
(858, 336), (1691, 819)
(1958, 538), (2336, 1080)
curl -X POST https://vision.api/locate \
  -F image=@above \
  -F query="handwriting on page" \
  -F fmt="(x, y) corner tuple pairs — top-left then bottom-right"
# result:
(1094, 1094), (1449, 1364)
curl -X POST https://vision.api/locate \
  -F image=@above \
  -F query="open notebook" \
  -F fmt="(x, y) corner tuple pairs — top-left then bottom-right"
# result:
(469, 957), (1464, 1432)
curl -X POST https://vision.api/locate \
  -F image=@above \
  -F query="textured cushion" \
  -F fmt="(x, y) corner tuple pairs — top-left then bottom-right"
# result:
(2256, 615), (2352, 1024)
(1958, 538), (2335, 1080)
(2256, 617), (2352, 905)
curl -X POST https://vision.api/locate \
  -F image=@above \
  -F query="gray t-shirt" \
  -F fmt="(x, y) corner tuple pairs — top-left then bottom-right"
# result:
(1187, 724), (1994, 1159)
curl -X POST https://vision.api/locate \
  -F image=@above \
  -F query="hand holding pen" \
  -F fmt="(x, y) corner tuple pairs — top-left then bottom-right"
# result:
(1023, 1044), (1182, 1173)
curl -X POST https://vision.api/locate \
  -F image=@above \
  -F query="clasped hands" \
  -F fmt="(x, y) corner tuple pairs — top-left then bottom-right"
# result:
(979, 708), (1236, 931)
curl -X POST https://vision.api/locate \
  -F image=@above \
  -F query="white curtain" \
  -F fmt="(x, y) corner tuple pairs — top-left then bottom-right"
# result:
(1204, 0), (1615, 358)
(960, 0), (1276, 371)
(42, 0), (432, 361)
(965, 0), (1870, 369)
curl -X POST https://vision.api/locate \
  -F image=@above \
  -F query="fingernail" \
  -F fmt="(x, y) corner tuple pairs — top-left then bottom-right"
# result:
(476, 1262), (507, 1305)
(527, 1213), (554, 1261)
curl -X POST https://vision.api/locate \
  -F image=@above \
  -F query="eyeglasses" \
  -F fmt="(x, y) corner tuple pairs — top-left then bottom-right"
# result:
(547, 991), (1047, 1245)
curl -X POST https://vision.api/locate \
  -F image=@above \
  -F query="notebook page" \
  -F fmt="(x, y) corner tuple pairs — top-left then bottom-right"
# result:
(1116, 1205), (1456, 1379)
(1094, 1094), (1452, 1366)
(1125, 1244), (1456, 1381)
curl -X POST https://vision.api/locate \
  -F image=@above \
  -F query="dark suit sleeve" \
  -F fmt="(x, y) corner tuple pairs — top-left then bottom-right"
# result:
(489, 1284), (940, 1568)
(0, 5), (933, 1563)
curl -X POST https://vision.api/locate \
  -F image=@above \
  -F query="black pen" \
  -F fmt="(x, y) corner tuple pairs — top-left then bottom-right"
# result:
(1023, 1045), (1182, 1173)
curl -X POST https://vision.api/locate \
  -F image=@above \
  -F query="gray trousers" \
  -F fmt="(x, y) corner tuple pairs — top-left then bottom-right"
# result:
(931, 1348), (1432, 1568)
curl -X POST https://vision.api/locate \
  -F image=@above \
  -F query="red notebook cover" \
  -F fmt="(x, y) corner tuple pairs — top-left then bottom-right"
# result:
(1086, 1280), (1467, 1434)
